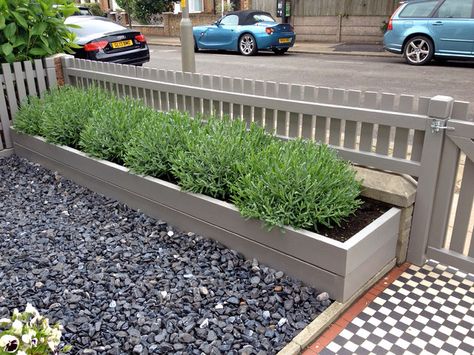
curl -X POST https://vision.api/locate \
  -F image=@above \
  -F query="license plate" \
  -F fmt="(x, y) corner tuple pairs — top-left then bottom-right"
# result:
(111, 40), (133, 49)
(279, 38), (291, 44)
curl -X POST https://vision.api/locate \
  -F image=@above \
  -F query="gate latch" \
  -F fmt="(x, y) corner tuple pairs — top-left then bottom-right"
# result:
(431, 119), (455, 133)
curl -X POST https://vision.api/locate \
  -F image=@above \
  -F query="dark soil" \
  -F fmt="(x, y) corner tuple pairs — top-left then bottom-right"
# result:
(316, 198), (392, 243)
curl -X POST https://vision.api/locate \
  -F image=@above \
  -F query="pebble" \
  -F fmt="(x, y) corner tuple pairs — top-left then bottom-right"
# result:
(0, 156), (332, 354)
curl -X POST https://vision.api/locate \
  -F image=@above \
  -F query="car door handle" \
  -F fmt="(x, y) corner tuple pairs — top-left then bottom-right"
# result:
(432, 21), (443, 26)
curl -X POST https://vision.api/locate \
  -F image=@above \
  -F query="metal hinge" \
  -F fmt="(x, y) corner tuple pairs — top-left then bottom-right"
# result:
(431, 119), (455, 134)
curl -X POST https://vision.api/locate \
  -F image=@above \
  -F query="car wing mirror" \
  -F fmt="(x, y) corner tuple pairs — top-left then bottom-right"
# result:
(214, 21), (221, 26)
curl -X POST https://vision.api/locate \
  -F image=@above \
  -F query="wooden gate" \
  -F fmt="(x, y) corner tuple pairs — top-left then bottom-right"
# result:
(407, 96), (474, 274)
(426, 117), (474, 273)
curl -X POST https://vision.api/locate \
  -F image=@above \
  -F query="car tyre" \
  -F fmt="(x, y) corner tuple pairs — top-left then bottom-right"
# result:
(194, 39), (199, 53)
(239, 34), (257, 56)
(404, 36), (434, 66)
(273, 48), (288, 55)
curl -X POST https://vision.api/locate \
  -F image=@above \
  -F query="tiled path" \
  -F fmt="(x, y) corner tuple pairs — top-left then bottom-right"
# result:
(304, 260), (474, 355)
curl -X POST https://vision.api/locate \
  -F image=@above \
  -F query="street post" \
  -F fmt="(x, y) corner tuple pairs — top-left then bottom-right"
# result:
(180, 0), (196, 73)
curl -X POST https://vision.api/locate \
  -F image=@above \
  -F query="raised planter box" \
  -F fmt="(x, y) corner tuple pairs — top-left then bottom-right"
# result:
(12, 130), (401, 302)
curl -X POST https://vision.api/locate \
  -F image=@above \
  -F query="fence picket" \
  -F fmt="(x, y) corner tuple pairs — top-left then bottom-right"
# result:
(450, 158), (474, 254)
(0, 86), (11, 148)
(264, 81), (277, 134)
(166, 71), (177, 110)
(452, 101), (470, 121)
(2, 63), (18, 118)
(175, 71), (185, 111)
(359, 91), (377, 152)
(315, 87), (330, 143)
(393, 95), (413, 159)
(221, 76), (232, 119)
(254, 80), (265, 127)
(289, 84), (302, 138)
(411, 97), (430, 162)
(344, 90), (361, 149)
(232, 78), (243, 120)
(44, 57), (57, 89)
(193, 73), (203, 116)
(35, 59), (47, 97)
(243, 79), (254, 127)
(24, 61), (38, 97)
(158, 70), (169, 111)
(277, 83), (290, 136)
(212, 75), (222, 118)
(329, 88), (344, 146)
(13, 62), (27, 104)
(376, 93), (395, 155)
(202, 75), (212, 117)
(302, 85), (316, 141)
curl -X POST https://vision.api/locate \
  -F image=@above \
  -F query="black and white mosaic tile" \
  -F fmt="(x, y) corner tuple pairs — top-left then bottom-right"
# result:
(321, 260), (474, 355)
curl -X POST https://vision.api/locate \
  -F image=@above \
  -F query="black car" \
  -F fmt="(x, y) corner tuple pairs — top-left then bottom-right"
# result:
(65, 16), (150, 66)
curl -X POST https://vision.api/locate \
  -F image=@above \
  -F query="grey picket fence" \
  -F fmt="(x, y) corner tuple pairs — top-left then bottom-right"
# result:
(0, 58), (57, 156)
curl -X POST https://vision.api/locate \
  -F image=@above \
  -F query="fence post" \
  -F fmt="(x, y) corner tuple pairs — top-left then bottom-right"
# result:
(407, 95), (454, 265)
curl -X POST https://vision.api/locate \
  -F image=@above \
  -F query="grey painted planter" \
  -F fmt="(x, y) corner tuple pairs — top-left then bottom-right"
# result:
(12, 130), (401, 302)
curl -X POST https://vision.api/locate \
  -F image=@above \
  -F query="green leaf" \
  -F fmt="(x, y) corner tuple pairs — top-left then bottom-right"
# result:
(0, 14), (5, 30)
(1, 43), (13, 56)
(29, 47), (48, 56)
(4, 22), (16, 41)
(11, 11), (28, 29)
(32, 22), (47, 35)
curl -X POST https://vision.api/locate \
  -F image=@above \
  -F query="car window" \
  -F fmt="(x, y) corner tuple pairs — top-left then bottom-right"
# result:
(436, 0), (473, 18)
(66, 19), (125, 37)
(220, 15), (239, 26)
(253, 14), (275, 22)
(399, 0), (438, 17)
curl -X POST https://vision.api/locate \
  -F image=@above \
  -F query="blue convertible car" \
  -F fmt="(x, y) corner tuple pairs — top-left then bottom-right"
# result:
(193, 10), (296, 56)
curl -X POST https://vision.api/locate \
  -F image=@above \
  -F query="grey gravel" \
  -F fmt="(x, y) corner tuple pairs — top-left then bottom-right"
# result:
(0, 156), (332, 354)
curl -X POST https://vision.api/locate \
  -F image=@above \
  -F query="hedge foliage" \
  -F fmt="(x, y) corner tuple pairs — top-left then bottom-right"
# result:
(0, 0), (80, 63)
(14, 86), (362, 232)
(170, 117), (272, 200)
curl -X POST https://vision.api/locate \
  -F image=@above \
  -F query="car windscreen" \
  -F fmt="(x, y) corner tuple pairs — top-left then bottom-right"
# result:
(253, 14), (275, 23)
(399, 0), (438, 17)
(66, 19), (125, 37)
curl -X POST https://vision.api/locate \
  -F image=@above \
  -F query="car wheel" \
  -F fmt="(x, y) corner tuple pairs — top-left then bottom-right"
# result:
(194, 39), (199, 53)
(404, 36), (434, 65)
(273, 48), (288, 55)
(239, 34), (257, 56)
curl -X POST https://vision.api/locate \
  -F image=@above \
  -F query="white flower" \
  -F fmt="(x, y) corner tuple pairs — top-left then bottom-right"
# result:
(24, 303), (40, 318)
(0, 318), (11, 324)
(48, 340), (58, 351)
(0, 335), (19, 352)
(17, 351), (27, 355)
(50, 328), (62, 342)
(12, 309), (19, 318)
(11, 319), (23, 335)
(21, 332), (32, 344)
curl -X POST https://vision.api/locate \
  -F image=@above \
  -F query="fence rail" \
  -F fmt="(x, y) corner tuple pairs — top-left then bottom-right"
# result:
(0, 58), (57, 156)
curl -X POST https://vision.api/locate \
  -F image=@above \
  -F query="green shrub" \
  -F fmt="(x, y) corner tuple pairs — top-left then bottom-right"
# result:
(231, 139), (362, 231)
(81, 3), (105, 17)
(124, 110), (200, 179)
(170, 117), (272, 200)
(79, 96), (151, 164)
(14, 95), (48, 135)
(0, 0), (80, 63)
(41, 86), (111, 148)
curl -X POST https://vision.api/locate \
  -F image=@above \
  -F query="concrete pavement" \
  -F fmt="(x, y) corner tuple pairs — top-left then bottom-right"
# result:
(144, 36), (396, 58)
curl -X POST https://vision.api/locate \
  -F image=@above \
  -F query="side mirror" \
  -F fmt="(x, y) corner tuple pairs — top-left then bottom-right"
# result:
(214, 21), (220, 26)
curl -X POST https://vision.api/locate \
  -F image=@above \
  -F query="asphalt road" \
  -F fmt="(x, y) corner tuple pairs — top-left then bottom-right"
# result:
(145, 45), (474, 116)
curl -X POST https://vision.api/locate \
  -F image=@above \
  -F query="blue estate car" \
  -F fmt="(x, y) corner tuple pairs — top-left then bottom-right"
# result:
(384, 0), (474, 65)
(193, 10), (296, 56)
